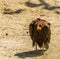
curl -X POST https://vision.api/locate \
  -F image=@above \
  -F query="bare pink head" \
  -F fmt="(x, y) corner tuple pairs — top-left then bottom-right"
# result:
(36, 18), (44, 25)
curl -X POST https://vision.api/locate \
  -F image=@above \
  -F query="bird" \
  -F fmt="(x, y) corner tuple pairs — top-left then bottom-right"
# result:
(29, 18), (51, 51)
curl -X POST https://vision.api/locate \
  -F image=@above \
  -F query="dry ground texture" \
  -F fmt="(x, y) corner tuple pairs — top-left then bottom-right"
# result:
(0, 0), (60, 59)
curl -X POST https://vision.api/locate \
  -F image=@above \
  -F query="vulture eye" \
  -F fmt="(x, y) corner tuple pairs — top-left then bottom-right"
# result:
(39, 25), (41, 27)
(48, 23), (51, 25)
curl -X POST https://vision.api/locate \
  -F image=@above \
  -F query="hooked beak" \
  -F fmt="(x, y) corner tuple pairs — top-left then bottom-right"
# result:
(37, 25), (42, 30)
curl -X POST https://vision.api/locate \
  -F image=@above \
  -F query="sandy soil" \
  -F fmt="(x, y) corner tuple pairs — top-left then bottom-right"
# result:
(0, 0), (60, 59)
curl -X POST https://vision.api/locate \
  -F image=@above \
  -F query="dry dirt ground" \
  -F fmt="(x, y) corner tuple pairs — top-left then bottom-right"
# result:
(0, 0), (60, 59)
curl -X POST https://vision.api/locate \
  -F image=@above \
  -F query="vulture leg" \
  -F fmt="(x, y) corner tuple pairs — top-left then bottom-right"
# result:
(42, 43), (45, 55)
(35, 43), (37, 51)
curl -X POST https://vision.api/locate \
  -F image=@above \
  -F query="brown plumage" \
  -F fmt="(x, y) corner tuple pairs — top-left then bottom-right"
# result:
(29, 18), (51, 50)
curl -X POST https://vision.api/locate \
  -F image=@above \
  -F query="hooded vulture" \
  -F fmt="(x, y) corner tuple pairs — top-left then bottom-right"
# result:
(29, 18), (51, 50)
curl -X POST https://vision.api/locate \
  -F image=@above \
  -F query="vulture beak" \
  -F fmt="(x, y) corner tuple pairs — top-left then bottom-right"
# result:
(37, 25), (42, 30)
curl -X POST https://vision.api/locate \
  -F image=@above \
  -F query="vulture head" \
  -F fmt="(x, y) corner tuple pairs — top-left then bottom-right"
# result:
(36, 18), (50, 31)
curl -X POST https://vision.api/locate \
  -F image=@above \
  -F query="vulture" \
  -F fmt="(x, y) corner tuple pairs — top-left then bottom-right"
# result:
(29, 18), (51, 51)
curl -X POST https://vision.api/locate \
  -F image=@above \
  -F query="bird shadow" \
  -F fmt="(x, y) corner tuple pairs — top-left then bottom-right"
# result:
(3, 8), (24, 15)
(25, 1), (43, 8)
(39, 0), (60, 10)
(25, 0), (60, 14)
(14, 50), (46, 59)
(55, 11), (60, 14)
